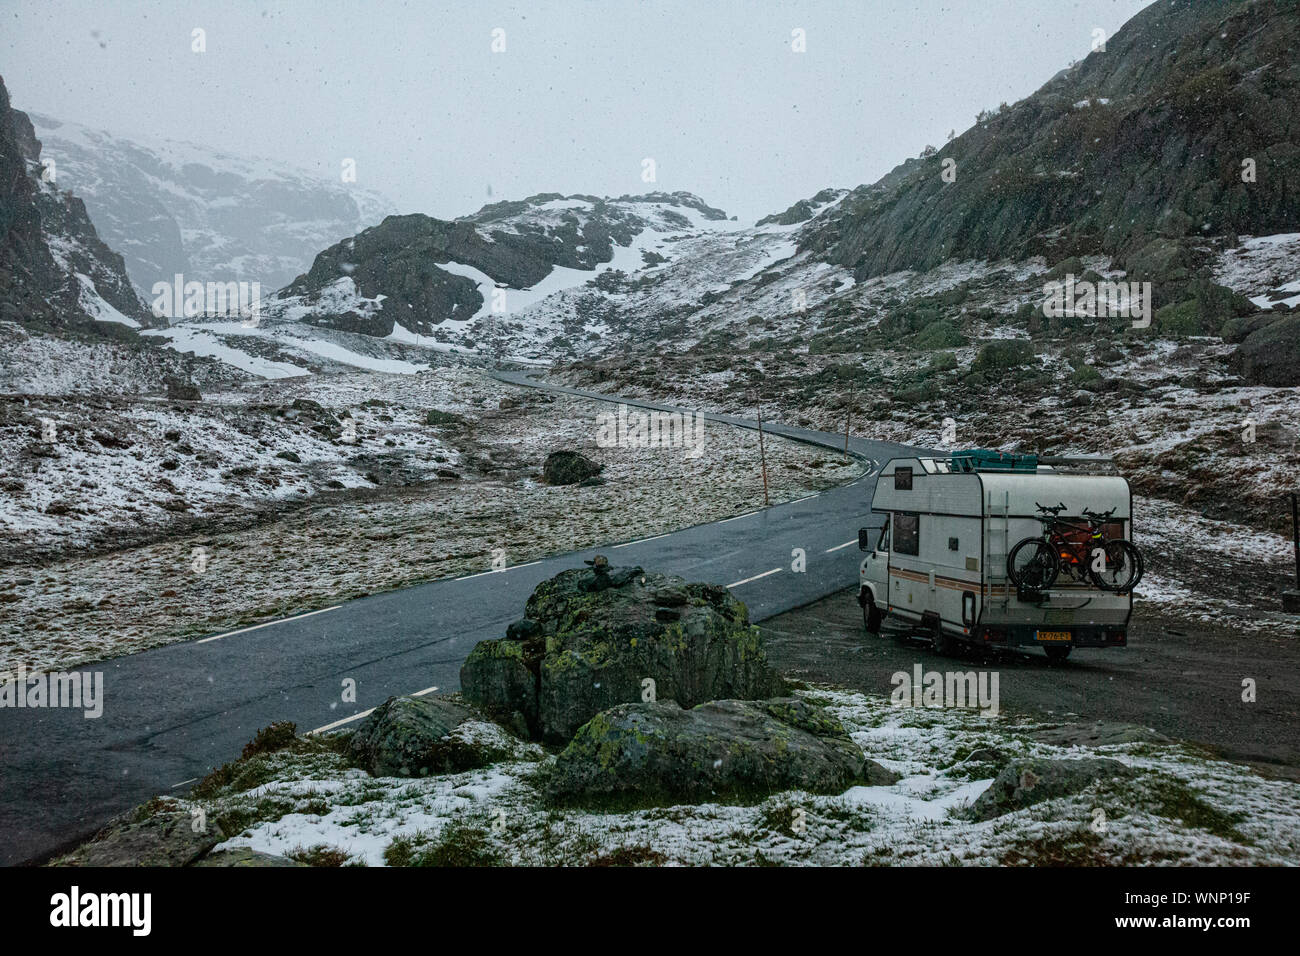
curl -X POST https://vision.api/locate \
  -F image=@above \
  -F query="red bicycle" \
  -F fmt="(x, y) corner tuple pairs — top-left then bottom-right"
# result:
(1007, 502), (1143, 592)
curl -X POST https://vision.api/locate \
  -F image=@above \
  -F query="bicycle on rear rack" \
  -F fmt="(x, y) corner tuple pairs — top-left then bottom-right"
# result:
(1007, 502), (1143, 592)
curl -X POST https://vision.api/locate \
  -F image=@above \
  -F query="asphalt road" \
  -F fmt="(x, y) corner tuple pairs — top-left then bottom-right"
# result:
(762, 585), (1300, 775)
(0, 371), (926, 865)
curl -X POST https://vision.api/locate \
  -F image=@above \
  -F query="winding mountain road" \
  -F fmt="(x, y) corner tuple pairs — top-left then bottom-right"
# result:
(0, 371), (926, 865)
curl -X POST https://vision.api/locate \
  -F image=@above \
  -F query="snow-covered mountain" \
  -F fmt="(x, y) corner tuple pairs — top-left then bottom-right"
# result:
(27, 113), (393, 296)
(136, 189), (853, 375)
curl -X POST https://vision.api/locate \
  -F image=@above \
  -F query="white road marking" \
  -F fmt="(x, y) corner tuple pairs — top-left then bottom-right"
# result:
(727, 567), (782, 588)
(719, 510), (761, 524)
(196, 605), (343, 644)
(612, 532), (672, 549)
(170, 778), (198, 789)
(824, 539), (858, 553)
(456, 560), (542, 581)
(307, 685), (440, 735)
(455, 569), (500, 581)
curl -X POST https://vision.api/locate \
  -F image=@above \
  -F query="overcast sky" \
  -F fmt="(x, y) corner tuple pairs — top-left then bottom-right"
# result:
(4, 0), (1153, 222)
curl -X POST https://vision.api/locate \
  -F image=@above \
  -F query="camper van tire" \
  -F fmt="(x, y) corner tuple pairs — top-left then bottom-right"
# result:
(923, 613), (955, 656)
(860, 590), (882, 633)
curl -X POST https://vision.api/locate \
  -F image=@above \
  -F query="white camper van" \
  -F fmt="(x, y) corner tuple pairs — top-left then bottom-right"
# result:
(857, 452), (1134, 661)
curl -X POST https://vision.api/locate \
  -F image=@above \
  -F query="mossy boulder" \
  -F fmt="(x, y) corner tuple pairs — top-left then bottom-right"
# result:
(1070, 363), (1103, 389)
(542, 450), (604, 486)
(461, 561), (785, 743)
(911, 319), (968, 350)
(971, 339), (1034, 373)
(1220, 311), (1284, 344)
(1232, 314), (1300, 386)
(425, 408), (465, 427)
(969, 757), (1136, 821)
(1154, 281), (1255, 336)
(545, 697), (895, 806)
(348, 695), (523, 777)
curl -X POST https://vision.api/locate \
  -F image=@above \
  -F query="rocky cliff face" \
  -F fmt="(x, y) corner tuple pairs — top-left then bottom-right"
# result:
(802, 0), (1300, 280)
(27, 113), (392, 295)
(0, 75), (152, 336)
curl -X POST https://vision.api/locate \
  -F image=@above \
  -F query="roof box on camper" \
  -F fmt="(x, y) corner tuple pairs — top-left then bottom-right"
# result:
(949, 449), (1039, 473)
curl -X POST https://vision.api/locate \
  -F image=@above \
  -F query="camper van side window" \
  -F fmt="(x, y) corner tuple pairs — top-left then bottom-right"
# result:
(894, 467), (913, 490)
(894, 512), (920, 556)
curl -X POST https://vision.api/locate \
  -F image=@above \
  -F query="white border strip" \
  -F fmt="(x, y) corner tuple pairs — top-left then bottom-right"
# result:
(196, 605), (343, 644)
(727, 567), (782, 588)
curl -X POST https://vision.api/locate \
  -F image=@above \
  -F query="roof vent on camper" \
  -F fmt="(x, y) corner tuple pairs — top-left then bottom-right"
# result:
(948, 449), (1039, 473)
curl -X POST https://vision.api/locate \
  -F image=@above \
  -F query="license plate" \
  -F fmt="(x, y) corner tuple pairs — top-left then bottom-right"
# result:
(1036, 630), (1072, 642)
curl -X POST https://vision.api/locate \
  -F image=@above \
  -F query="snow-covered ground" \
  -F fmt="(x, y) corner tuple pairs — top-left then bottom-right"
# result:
(0, 367), (861, 674)
(186, 687), (1300, 866)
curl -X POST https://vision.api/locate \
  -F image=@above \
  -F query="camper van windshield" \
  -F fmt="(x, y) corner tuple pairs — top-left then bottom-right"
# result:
(878, 524), (890, 551)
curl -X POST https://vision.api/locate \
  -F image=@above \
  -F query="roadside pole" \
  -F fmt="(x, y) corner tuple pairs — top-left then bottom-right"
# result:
(757, 405), (770, 507)
(1285, 493), (1300, 612)
(844, 383), (854, 461)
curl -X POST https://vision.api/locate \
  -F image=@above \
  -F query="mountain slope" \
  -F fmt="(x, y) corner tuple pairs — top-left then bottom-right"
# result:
(27, 113), (392, 295)
(802, 0), (1300, 282)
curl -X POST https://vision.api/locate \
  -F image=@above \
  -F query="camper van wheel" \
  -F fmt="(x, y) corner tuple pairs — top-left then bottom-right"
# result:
(862, 597), (882, 634)
(1044, 646), (1071, 664)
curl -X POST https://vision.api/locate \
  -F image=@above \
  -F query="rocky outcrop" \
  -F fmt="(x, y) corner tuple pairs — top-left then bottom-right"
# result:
(545, 697), (892, 806)
(274, 192), (729, 337)
(460, 560), (785, 743)
(0, 74), (153, 336)
(54, 806), (225, 867)
(970, 757), (1136, 821)
(755, 188), (846, 227)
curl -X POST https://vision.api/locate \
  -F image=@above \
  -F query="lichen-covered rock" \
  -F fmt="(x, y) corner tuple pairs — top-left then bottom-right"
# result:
(461, 561), (785, 743)
(54, 807), (225, 867)
(545, 697), (888, 806)
(347, 695), (521, 777)
(969, 757), (1135, 821)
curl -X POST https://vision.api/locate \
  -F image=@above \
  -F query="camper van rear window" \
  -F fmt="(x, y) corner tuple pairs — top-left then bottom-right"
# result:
(894, 512), (920, 555)
(894, 467), (913, 490)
